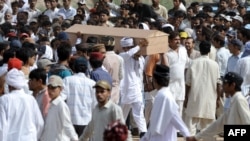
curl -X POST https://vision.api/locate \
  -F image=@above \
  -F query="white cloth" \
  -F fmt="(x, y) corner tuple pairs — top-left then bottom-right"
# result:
(0, 63), (7, 77)
(185, 55), (220, 119)
(195, 92), (250, 140)
(119, 46), (143, 104)
(5, 69), (26, 89)
(40, 96), (78, 141)
(166, 46), (189, 101)
(236, 56), (250, 96)
(0, 89), (44, 141)
(120, 37), (134, 47)
(141, 87), (190, 141)
(43, 8), (59, 22)
(40, 45), (53, 60)
(61, 73), (96, 125)
(215, 47), (231, 77)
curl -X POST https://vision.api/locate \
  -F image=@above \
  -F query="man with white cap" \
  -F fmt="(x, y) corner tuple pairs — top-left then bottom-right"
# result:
(119, 37), (147, 138)
(40, 75), (78, 141)
(0, 68), (44, 141)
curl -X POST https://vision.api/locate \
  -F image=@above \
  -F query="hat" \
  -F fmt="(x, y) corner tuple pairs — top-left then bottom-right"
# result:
(226, 30), (236, 37)
(180, 31), (188, 38)
(223, 72), (243, 86)
(153, 64), (170, 78)
(91, 44), (105, 52)
(20, 33), (30, 38)
(93, 80), (111, 90)
(89, 52), (104, 60)
(223, 15), (232, 22)
(229, 39), (243, 47)
(120, 37), (134, 47)
(74, 56), (88, 67)
(78, 0), (86, 4)
(30, 19), (37, 23)
(232, 15), (243, 23)
(48, 75), (63, 87)
(6, 32), (17, 37)
(57, 32), (69, 40)
(138, 23), (150, 30)
(244, 24), (250, 30)
(10, 39), (22, 48)
(6, 68), (26, 89)
(161, 23), (174, 31)
(8, 58), (22, 71)
(207, 12), (215, 17)
(37, 58), (55, 69)
(100, 36), (115, 47)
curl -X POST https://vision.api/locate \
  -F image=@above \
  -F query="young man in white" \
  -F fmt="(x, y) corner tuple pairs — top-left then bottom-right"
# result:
(0, 68), (44, 141)
(119, 37), (147, 137)
(141, 64), (192, 141)
(40, 75), (78, 141)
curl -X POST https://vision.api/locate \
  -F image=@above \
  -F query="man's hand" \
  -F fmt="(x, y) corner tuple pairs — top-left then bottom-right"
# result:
(139, 39), (149, 48)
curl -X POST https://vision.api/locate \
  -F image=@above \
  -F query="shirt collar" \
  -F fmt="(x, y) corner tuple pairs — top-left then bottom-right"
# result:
(51, 96), (61, 105)
(98, 100), (112, 109)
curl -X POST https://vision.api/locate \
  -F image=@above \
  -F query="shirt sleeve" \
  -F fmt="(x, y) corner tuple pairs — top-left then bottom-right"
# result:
(33, 99), (44, 139)
(0, 99), (7, 141)
(236, 98), (250, 124)
(171, 111), (190, 137)
(119, 46), (140, 61)
(195, 114), (225, 140)
(60, 103), (78, 140)
(42, 90), (51, 117)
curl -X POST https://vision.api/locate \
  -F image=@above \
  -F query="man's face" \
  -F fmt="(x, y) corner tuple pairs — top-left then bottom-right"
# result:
(63, 0), (71, 7)
(44, 0), (51, 9)
(95, 87), (110, 105)
(152, 0), (159, 6)
(173, 0), (180, 8)
(169, 36), (180, 50)
(99, 13), (109, 23)
(17, 12), (28, 24)
(28, 78), (40, 91)
(29, 0), (37, 8)
(48, 85), (62, 100)
(50, 0), (58, 8)
(185, 38), (194, 51)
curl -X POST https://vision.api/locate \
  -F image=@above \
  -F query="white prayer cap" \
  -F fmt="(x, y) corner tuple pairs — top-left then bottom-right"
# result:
(6, 68), (26, 89)
(138, 23), (150, 30)
(161, 23), (174, 31)
(120, 37), (134, 47)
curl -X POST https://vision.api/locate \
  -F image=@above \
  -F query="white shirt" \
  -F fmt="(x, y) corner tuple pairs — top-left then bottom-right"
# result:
(236, 56), (250, 96)
(40, 96), (78, 141)
(119, 46), (143, 104)
(43, 8), (59, 22)
(141, 87), (190, 141)
(61, 73), (96, 125)
(58, 7), (76, 20)
(166, 46), (189, 100)
(215, 47), (231, 77)
(0, 89), (44, 141)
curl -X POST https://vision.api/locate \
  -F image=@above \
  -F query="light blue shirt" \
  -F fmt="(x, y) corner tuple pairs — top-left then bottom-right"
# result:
(226, 52), (242, 73)
(58, 7), (76, 20)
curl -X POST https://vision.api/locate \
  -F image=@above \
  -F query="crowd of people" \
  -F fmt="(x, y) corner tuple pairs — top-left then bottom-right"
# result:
(1, 0), (250, 141)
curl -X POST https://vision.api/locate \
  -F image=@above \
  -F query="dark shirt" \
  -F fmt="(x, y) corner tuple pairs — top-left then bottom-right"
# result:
(90, 67), (113, 87)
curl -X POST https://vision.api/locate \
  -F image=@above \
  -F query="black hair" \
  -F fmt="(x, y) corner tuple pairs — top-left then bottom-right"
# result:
(169, 31), (180, 40)
(153, 65), (170, 87)
(212, 33), (225, 46)
(89, 58), (103, 69)
(29, 68), (47, 85)
(2, 48), (17, 64)
(199, 40), (211, 55)
(16, 47), (36, 64)
(57, 41), (72, 61)
(42, 20), (52, 27)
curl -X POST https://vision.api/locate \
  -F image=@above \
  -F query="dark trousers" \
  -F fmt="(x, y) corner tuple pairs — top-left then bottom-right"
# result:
(74, 125), (86, 137)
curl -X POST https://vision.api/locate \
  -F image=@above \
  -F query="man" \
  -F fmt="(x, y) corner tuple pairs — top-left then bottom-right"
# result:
(28, 68), (50, 118)
(141, 64), (192, 141)
(89, 51), (113, 86)
(98, 9), (114, 27)
(0, 68), (44, 141)
(212, 33), (231, 78)
(119, 37), (147, 137)
(100, 36), (123, 104)
(40, 75), (78, 141)
(151, 0), (168, 20)
(61, 57), (96, 137)
(184, 41), (221, 140)
(43, 0), (59, 22)
(189, 72), (250, 141)
(184, 37), (200, 60)
(48, 41), (73, 79)
(226, 39), (243, 73)
(58, 0), (76, 20)
(164, 31), (190, 118)
(24, 0), (41, 23)
(79, 80), (130, 141)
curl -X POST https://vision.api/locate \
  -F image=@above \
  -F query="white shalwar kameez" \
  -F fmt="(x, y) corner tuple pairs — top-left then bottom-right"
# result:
(141, 87), (190, 141)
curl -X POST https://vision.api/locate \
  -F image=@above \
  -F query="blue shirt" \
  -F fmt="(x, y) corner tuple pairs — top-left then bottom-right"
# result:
(58, 7), (76, 20)
(226, 52), (242, 73)
(90, 67), (113, 87)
